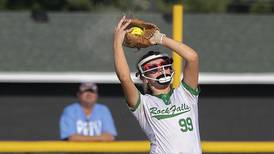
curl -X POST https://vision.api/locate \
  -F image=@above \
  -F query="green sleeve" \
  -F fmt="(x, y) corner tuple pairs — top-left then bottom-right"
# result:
(129, 92), (141, 112)
(181, 81), (200, 96)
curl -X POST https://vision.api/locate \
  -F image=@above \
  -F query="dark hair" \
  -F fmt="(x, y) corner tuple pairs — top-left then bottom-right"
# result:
(137, 51), (161, 94)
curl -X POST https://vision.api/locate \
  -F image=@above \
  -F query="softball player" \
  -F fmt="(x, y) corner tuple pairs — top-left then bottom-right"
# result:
(113, 16), (201, 154)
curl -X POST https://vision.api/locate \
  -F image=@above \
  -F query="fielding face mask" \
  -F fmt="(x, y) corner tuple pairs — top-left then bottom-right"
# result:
(136, 54), (174, 85)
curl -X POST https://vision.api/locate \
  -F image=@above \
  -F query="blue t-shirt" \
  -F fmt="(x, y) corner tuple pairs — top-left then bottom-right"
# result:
(59, 102), (117, 140)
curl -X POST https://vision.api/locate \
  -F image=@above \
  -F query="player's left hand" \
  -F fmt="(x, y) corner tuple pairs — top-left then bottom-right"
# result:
(123, 18), (160, 49)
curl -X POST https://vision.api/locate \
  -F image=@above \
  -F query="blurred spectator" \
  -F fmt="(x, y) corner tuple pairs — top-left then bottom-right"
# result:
(31, 9), (49, 23)
(30, 3), (49, 23)
(59, 82), (117, 141)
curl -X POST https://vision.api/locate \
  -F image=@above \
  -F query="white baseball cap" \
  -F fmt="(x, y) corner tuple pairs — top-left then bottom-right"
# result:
(79, 82), (98, 93)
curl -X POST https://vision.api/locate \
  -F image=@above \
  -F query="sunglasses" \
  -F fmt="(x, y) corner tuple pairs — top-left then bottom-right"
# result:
(142, 61), (172, 74)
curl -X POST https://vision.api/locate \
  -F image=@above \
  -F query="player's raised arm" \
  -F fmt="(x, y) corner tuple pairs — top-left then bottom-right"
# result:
(152, 34), (199, 89)
(113, 16), (139, 108)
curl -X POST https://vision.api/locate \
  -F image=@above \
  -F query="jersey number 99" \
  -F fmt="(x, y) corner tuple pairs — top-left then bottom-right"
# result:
(179, 117), (193, 132)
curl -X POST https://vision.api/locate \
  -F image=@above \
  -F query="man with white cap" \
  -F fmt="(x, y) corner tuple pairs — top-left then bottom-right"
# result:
(59, 82), (117, 141)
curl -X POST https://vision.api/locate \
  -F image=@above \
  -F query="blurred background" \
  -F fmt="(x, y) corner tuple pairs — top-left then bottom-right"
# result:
(0, 0), (274, 153)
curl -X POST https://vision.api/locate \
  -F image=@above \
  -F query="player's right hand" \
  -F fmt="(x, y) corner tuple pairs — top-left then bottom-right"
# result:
(114, 16), (131, 46)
